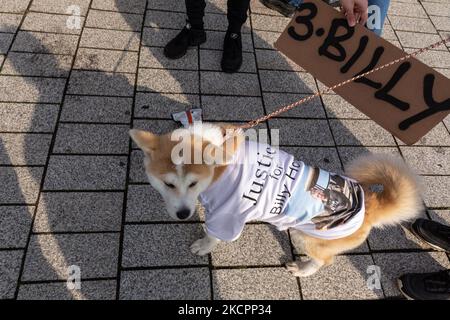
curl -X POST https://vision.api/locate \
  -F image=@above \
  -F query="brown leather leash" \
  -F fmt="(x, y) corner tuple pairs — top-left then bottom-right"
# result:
(237, 37), (450, 130)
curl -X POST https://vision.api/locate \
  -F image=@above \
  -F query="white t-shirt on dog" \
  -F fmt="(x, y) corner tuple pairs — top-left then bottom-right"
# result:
(199, 140), (365, 241)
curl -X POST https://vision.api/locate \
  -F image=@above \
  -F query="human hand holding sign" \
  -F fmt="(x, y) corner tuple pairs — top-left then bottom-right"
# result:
(340, 0), (369, 27)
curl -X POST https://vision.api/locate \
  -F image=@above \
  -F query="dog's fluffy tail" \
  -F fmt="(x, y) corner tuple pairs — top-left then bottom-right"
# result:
(345, 154), (423, 228)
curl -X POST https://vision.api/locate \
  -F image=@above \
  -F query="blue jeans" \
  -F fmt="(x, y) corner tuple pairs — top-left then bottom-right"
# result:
(288, 0), (390, 36)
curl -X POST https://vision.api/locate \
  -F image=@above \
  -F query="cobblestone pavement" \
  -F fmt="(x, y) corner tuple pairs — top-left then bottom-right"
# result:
(0, 0), (449, 300)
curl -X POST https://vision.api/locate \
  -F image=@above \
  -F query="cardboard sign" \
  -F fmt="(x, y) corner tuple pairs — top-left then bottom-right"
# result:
(274, 0), (450, 145)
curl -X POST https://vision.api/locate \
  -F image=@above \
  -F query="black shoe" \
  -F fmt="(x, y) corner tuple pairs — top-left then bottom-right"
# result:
(221, 31), (242, 73)
(164, 23), (206, 60)
(259, 0), (296, 17)
(398, 270), (450, 300)
(410, 218), (450, 252)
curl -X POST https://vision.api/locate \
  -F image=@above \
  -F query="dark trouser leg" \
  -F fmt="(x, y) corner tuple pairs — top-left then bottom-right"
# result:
(185, 0), (207, 29)
(227, 0), (251, 33)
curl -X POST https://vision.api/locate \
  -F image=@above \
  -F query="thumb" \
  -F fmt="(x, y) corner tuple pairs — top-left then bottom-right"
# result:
(342, 2), (356, 27)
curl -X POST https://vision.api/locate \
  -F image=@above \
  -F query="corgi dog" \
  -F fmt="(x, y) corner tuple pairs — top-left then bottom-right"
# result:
(129, 123), (423, 277)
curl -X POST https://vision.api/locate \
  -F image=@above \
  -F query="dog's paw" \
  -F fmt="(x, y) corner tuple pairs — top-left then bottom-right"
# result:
(285, 260), (321, 277)
(190, 237), (214, 256)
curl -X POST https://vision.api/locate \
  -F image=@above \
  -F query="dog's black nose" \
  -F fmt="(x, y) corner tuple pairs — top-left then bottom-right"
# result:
(176, 208), (190, 220)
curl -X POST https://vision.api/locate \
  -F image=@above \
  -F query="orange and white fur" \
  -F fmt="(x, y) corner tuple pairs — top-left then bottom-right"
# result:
(130, 123), (423, 277)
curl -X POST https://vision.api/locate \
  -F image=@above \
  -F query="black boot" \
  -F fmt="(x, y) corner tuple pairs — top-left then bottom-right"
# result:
(221, 31), (242, 73)
(411, 218), (450, 252)
(398, 270), (450, 300)
(164, 22), (206, 60)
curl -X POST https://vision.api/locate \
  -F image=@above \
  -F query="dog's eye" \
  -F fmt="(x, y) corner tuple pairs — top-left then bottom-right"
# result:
(189, 181), (198, 188)
(164, 182), (176, 189)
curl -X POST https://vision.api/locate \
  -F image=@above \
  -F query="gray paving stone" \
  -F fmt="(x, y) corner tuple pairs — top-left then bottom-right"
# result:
(396, 122), (450, 146)
(212, 268), (300, 300)
(373, 252), (450, 297)
(17, 280), (116, 300)
(61, 95), (132, 123)
(284, 146), (342, 173)
(368, 224), (429, 250)
(330, 120), (396, 146)
(259, 70), (317, 93)
(67, 70), (135, 96)
(86, 10), (143, 31)
(80, 28), (140, 51)
(126, 185), (204, 222)
(135, 92), (199, 118)
(401, 146), (450, 175)
(263, 93), (325, 118)
(409, 49), (450, 69)
(34, 192), (124, 232)
(0, 0), (30, 13)
(301, 255), (383, 299)
(0, 206), (33, 248)
(53, 123), (129, 154)
(140, 46), (198, 70)
(204, 12), (251, 33)
(122, 224), (208, 267)
(201, 30), (253, 52)
(142, 27), (181, 47)
(0, 250), (23, 299)
(337, 147), (401, 167)
(0, 76), (66, 103)
(428, 209), (450, 225)
(200, 49), (256, 72)
(91, 0), (146, 14)
(430, 15), (450, 31)
(145, 10), (186, 29)
(251, 14), (290, 32)
(132, 119), (178, 135)
(212, 224), (292, 266)
(0, 133), (52, 165)
(422, 2), (450, 17)
(388, 2), (427, 18)
(205, 0), (227, 14)
(22, 233), (120, 281)
(389, 16), (436, 33)
(74, 48), (138, 73)
(422, 175), (450, 208)
(268, 119), (334, 146)
(21, 12), (85, 35)
(0, 167), (43, 204)
(0, 103), (58, 132)
(129, 150), (147, 183)
(147, 0), (185, 12)
(44, 155), (127, 190)
(120, 268), (211, 300)
(253, 30), (281, 50)
(202, 95), (264, 121)
(1, 52), (73, 77)
(396, 31), (445, 50)
(255, 49), (304, 71)
(11, 31), (79, 55)
(138, 68), (199, 93)
(322, 94), (369, 119)
(0, 33), (14, 54)
(250, 0), (279, 15)
(0, 13), (23, 33)
(0, 54), (4, 65)
(30, 0), (90, 16)
(201, 71), (260, 96)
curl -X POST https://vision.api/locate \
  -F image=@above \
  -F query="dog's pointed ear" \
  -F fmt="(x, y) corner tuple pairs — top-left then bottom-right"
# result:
(129, 129), (159, 155)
